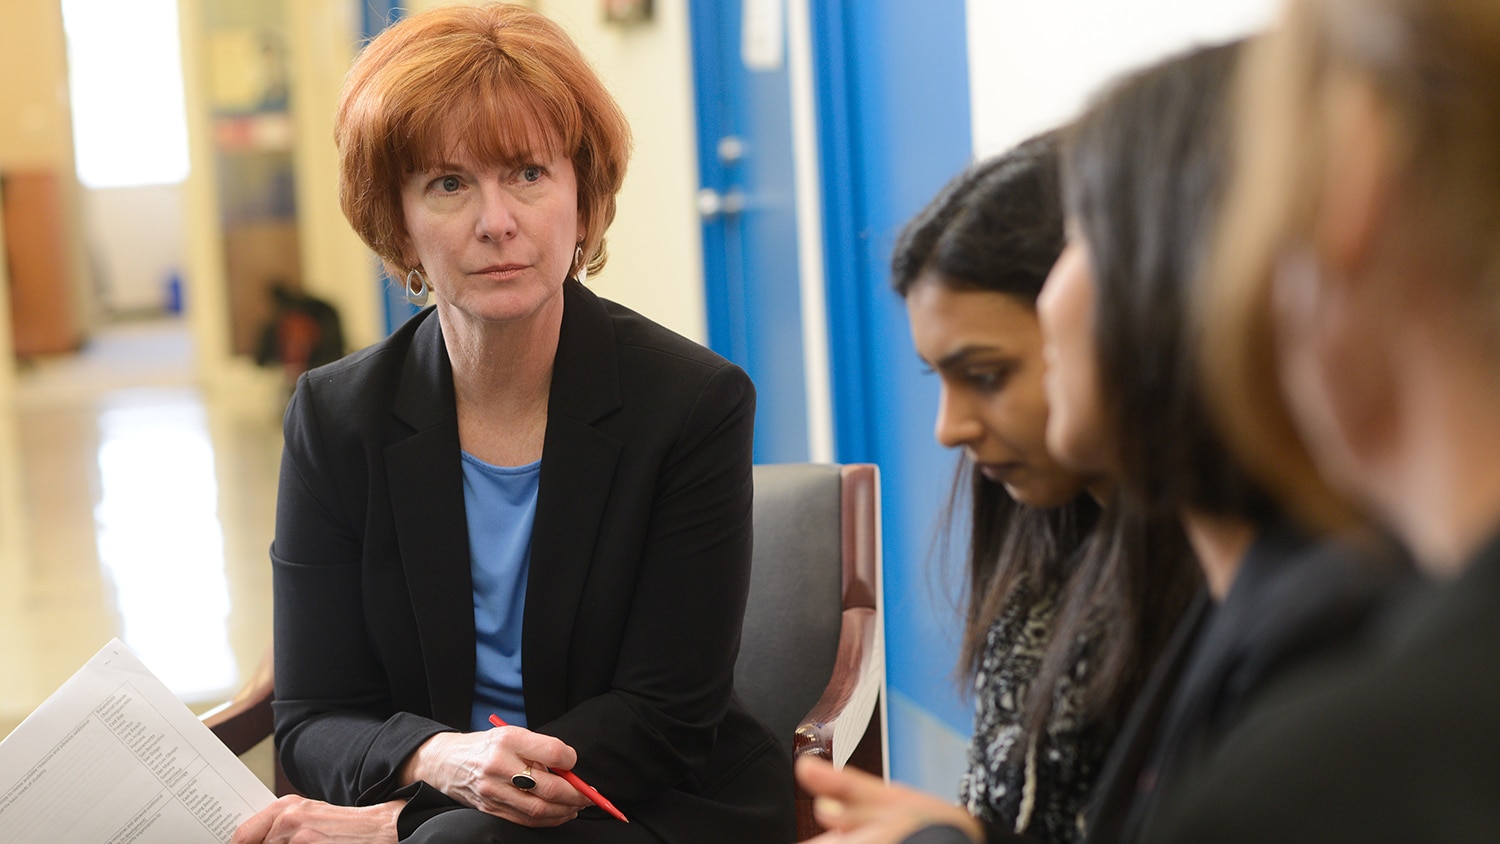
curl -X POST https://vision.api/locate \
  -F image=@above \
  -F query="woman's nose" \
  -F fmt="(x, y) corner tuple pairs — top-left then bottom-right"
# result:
(934, 386), (982, 449)
(475, 185), (519, 241)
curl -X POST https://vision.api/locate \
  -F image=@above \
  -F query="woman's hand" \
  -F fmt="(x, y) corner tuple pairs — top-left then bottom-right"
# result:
(399, 724), (593, 827)
(230, 795), (403, 844)
(796, 756), (984, 844)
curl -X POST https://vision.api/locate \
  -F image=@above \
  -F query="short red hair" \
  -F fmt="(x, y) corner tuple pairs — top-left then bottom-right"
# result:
(336, 2), (632, 280)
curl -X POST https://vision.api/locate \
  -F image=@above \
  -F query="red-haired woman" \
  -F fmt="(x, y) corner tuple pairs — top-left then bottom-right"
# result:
(232, 4), (790, 842)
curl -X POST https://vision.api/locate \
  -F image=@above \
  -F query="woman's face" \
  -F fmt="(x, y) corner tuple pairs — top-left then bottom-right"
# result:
(401, 135), (581, 330)
(905, 273), (1089, 509)
(1037, 232), (1114, 475)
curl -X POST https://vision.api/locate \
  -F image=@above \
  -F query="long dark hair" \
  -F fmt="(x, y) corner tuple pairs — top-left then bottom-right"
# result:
(892, 134), (1190, 740)
(1063, 40), (1278, 525)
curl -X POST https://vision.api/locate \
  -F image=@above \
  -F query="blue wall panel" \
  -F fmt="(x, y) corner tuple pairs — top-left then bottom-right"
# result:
(814, 1), (976, 789)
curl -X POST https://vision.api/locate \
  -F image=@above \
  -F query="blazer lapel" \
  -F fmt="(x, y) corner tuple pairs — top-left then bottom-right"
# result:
(386, 311), (476, 729)
(525, 281), (624, 724)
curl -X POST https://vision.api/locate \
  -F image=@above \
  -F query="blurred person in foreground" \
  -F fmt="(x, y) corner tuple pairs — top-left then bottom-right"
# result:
(1147, 0), (1500, 839)
(1038, 40), (1407, 843)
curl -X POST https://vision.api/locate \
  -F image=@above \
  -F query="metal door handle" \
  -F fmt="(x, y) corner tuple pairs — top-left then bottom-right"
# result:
(696, 187), (745, 220)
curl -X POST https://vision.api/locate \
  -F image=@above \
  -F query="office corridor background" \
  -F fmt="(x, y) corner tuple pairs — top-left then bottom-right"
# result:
(0, 318), (279, 770)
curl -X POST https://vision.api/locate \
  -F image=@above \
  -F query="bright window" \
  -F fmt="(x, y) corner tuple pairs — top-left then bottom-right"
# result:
(62, 0), (191, 189)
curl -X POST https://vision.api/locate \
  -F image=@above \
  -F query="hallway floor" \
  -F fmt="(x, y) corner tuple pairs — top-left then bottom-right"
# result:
(1, 318), (282, 753)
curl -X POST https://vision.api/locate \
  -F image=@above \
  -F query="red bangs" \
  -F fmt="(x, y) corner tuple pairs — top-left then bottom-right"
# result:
(396, 51), (581, 173)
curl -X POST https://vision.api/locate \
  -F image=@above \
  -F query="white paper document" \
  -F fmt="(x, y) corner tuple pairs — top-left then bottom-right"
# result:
(0, 639), (274, 843)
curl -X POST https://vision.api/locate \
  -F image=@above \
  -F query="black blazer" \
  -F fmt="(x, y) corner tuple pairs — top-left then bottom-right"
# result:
(1088, 522), (1407, 842)
(1146, 529), (1500, 843)
(269, 281), (793, 842)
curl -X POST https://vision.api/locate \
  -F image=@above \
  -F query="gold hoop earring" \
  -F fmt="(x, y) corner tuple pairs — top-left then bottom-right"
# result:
(574, 245), (587, 284)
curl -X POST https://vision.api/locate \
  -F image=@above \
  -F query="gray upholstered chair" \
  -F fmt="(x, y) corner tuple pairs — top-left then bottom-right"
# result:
(737, 462), (886, 840)
(204, 462), (887, 838)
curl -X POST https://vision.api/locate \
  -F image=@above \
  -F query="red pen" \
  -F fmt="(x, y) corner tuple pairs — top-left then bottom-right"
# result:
(488, 713), (630, 823)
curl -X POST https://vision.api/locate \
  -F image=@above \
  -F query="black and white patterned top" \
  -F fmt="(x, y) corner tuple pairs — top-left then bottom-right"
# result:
(958, 584), (1113, 844)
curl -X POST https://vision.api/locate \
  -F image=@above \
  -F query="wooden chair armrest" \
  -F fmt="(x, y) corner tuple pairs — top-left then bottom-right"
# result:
(802, 462), (882, 768)
(840, 465), (879, 612)
(792, 607), (882, 766)
(791, 607), (884, 839)
(789, 463), (884, 841)
(201, 647), (275, 757)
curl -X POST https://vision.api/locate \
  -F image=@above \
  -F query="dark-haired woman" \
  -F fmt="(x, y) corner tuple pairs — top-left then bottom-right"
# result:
(1037, 40), (1407, 843)
(798, 134), (1196, 844)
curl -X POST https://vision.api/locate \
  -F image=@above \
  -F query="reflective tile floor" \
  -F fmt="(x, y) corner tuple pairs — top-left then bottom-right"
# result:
(0, 319), (283, 747)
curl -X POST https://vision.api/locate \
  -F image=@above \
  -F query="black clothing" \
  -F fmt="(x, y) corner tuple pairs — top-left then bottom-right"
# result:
(903, 523), (1407, 844)
(1092, 522), (1408, 841)
(1147, 529), (1500, 843)
(271, 281), (793, 842)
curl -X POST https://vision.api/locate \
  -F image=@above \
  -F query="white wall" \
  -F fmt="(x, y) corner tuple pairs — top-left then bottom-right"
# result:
(966, 0), (1279, 158)
(178, 0), (234, 375)
(538, 0), (706, 343)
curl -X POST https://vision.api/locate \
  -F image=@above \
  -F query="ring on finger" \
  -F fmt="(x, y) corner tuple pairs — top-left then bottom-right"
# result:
(510, 766), (538, 791)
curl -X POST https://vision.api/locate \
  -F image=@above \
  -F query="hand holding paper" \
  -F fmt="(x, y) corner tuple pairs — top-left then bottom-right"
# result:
(0, 639), (274, 843)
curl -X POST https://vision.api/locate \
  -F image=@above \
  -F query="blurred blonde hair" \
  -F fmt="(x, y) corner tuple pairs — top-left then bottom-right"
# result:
(1202, 0), (1500, 530)
(336, 2), (632, 280)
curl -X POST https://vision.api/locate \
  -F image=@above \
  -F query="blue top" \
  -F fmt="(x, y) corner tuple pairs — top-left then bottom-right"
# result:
(461, 452), (541, 732)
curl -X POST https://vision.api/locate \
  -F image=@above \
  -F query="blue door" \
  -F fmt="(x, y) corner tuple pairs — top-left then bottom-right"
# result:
(688, 1), (810, 464)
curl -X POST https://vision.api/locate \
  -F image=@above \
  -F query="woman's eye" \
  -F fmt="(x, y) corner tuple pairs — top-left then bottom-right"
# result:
(520, 166), (544, 183)
(968, 369), (1008, 391)
(438, 175), (461, 192)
